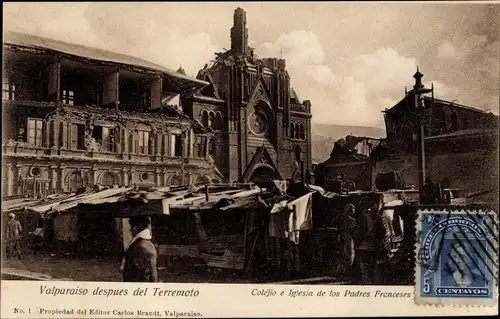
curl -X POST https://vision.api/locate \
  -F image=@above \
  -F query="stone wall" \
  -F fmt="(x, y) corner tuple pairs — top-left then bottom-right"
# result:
(372, 150), (498, 195)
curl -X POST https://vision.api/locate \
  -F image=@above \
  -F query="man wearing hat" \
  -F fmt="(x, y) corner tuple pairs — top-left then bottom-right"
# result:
(120, 216), (158, 282)
(5, 213), (23, 259)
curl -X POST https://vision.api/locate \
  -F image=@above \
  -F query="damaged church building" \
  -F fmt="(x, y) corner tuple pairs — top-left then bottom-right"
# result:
(2, 7), (312, 198)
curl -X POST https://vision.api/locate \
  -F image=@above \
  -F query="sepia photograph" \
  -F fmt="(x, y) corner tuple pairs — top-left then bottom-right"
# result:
(1, 1), (499, 317)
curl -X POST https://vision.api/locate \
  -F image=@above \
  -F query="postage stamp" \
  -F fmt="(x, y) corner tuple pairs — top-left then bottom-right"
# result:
(415, 207), (499, 306)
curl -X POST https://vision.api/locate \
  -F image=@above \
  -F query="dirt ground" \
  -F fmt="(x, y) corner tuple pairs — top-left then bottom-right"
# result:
(2, 251), (255, 283)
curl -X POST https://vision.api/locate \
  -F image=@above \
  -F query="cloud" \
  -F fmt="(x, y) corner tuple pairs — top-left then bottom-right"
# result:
(432, 81), (461, 101)
(434, 34), (499, 110)
(437, 35), (489, 60)
(437, 41), (459, 59)
(3, 3), (497, 127)
(3, 3), (220, 78)
(259, 32), (418, 128)
(144, 28), (221, 77)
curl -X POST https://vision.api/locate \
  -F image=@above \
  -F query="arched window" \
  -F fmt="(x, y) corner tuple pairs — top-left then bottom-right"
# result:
(101, 172), (117, 187)
(69, 171), (86, 192)
(201, 110), (209, 126)
(294, 145), (302, 163)
(170, 175), (183, 186)
(299, 123), (305, 140)
(290, 123), (295, 139)
(208, 112), (215, 128)
(194, 175), (207, 186)
(208, 138), (217, 157)
(294, 123), (300, 139)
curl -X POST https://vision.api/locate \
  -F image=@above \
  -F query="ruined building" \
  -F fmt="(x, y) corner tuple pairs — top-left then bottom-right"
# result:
(2, 8), (313, 198)
(371, 77), (498, 200)
(186, 7), (313, 184)
(2, 32), (223, 198)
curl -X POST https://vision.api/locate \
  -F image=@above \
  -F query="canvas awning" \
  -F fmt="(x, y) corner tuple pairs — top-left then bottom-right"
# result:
(2, 193), (77, 214)
(49, 187), (133, 214)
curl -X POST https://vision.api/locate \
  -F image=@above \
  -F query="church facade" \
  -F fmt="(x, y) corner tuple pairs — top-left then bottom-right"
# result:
(183, 7), (313, 184)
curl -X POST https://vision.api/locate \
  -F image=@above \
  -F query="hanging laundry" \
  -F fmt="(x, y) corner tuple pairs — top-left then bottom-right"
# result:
(273, 180), (288, 195)
(270, 200), (288, 214)
(286, 192), (314, 244)
(269, 208), (289, 239)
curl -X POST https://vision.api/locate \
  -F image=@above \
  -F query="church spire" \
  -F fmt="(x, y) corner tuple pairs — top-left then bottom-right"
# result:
(230, 7), (249, 56)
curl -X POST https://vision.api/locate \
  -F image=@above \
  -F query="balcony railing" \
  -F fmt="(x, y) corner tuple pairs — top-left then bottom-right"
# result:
(3, 141), (212, 168)
(2, 99), (57, 108)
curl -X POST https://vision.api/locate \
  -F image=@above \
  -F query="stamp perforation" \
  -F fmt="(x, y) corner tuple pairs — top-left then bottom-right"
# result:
(414, 205), (499, 307)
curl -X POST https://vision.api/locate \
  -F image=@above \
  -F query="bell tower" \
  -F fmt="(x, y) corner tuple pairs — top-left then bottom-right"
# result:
(230, 7), (249, 56)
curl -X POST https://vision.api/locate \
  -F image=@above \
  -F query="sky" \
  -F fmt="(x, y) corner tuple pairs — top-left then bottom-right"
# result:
(3, 2), (499, 128)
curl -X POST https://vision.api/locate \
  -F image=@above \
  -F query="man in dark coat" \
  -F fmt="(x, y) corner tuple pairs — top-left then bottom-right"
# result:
(121, 216), (158, 282)
(354, 203), (390, 285)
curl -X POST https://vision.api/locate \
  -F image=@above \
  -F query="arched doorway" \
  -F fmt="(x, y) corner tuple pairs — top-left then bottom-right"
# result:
(249, 164), (281, 187)
(101, 172), (117, 187)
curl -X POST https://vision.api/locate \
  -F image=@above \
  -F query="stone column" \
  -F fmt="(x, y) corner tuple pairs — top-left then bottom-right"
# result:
(60, 122), (68, 150)
(67, 123), (73, 150)
(58, 165), (65, 192)
(129, 133), (135, 154)
(155, 168), (161, 186)
(48, 58), (61, 104)
(122, 128), (128, 155)
(45, 121), (51, 148)
(129, 168), (136, 186)
(163, 133), (169, 160)
(189, 129), (195, 158)
(115, 127), (122, 154)
(183, 132), (189, 159)
(50, 165), (58, 193)
(122, 168), (129, 187)
(91, 166), (98, 186)
(162, 169), (168, 186)
(155, 133), (162, 161)
(52, 119), (60, 155)
(151, 76), (162, 110)
(205, 136), (210, 158)
(6, 163), (14, 196)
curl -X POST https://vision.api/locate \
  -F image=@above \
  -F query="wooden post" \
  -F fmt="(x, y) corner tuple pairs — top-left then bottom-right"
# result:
(205, 185), (210, 202)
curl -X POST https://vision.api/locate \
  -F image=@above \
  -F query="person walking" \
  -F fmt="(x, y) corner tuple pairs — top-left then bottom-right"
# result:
(120, 216), (158, 282)
(5, 213), (23, 260)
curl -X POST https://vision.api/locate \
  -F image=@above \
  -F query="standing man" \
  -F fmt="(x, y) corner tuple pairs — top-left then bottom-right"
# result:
(354, 202), (389, 285)
(5, 213), (23, 259)
(120, 216), (158, 282)
(339, 204), (357, 268)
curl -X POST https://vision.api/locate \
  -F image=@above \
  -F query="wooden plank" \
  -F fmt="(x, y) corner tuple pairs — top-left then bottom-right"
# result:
(200, 253), (245, 270)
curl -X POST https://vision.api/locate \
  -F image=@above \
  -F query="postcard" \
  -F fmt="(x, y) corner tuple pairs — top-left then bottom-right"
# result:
(1, 2), (498, 318)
